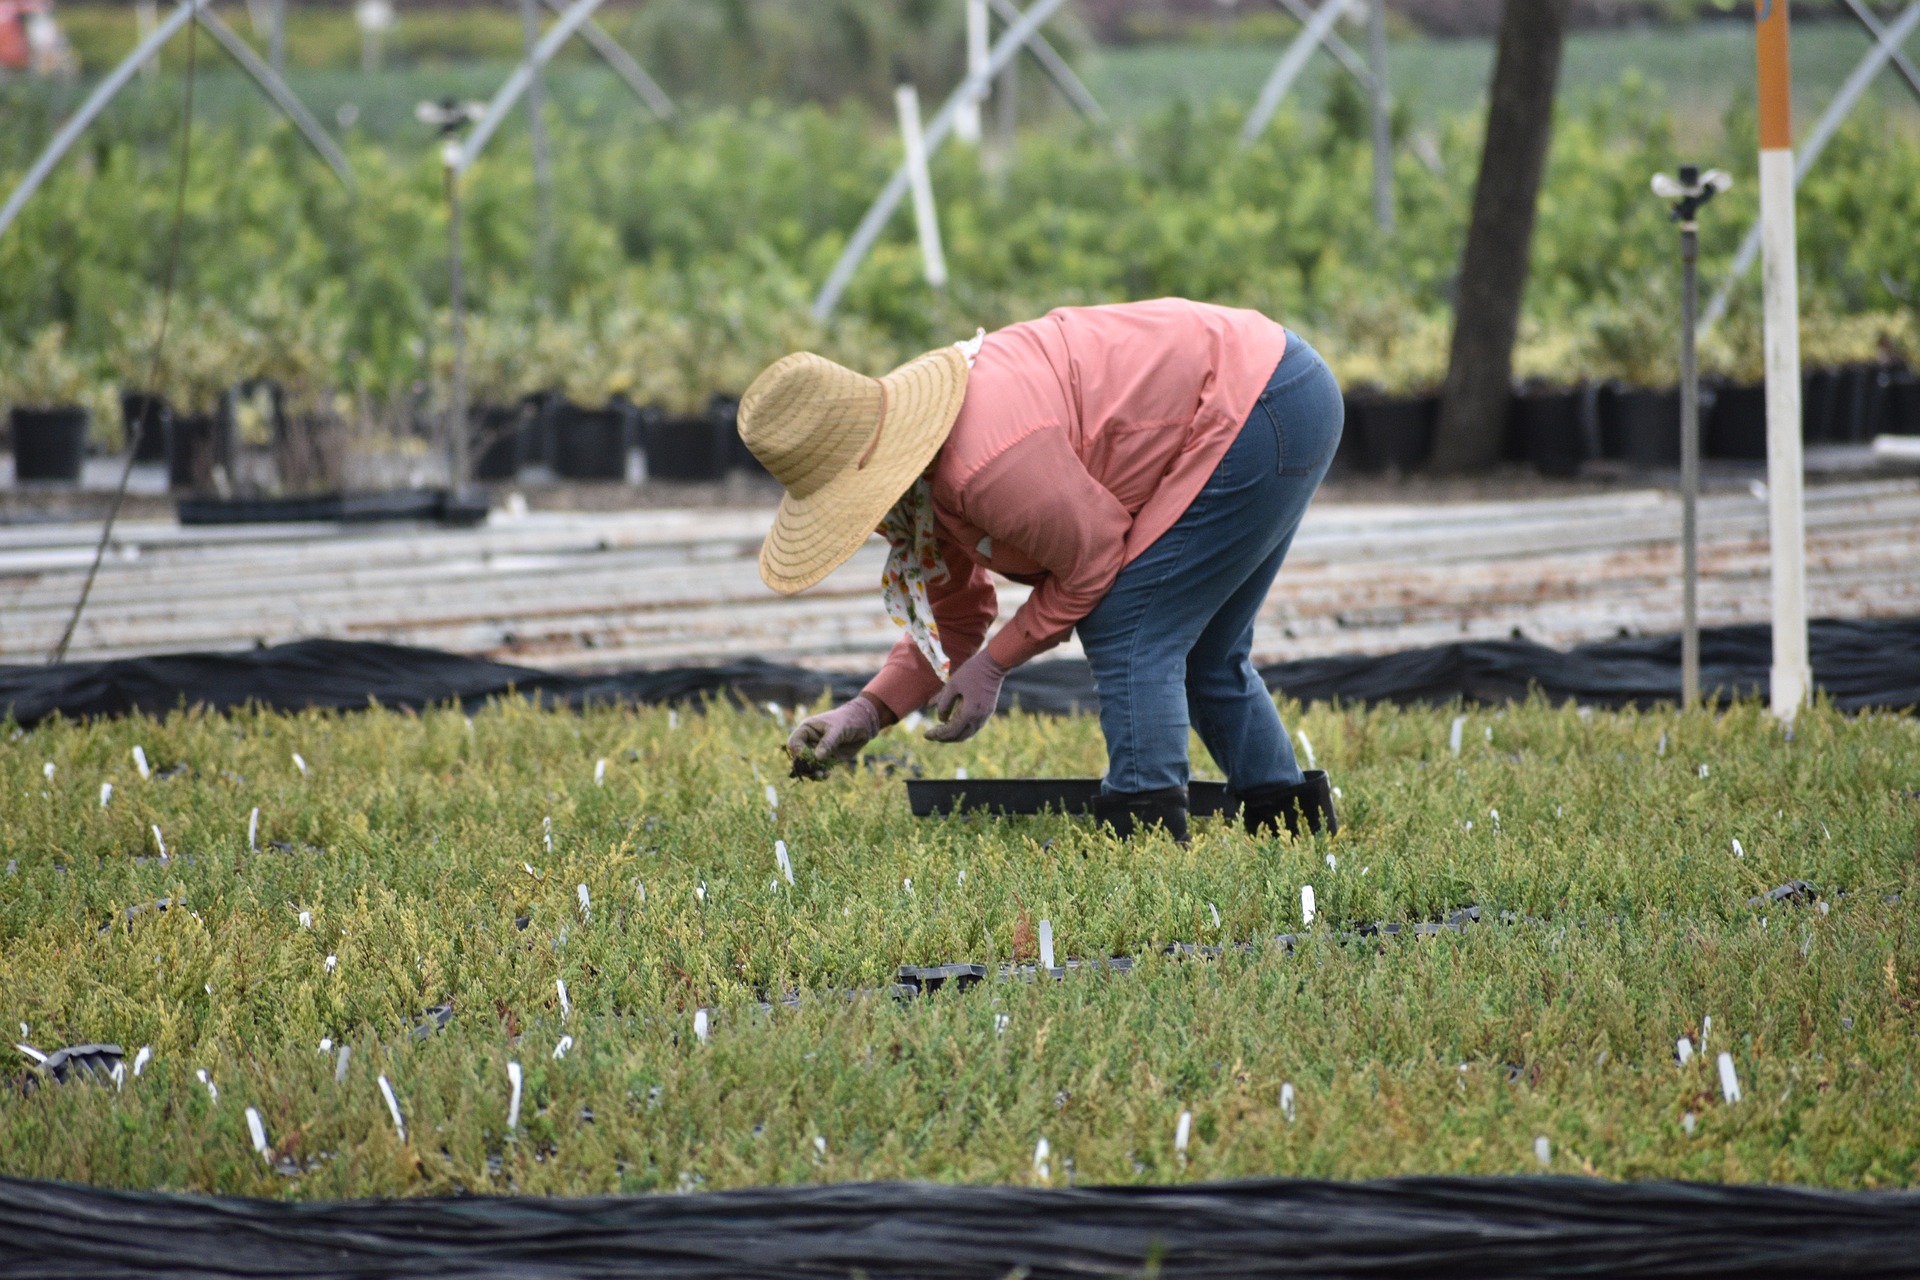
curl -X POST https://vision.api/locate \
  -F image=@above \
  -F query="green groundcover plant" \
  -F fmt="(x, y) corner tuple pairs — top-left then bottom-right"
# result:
(2, 695), (1916, 1196)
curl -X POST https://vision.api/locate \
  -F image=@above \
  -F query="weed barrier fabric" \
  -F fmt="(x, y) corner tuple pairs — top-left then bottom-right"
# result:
(2, 617), (1917, 728)
(2, 1174), (1918, 1279)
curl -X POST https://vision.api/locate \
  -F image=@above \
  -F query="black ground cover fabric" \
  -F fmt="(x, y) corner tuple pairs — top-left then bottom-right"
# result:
(1, 1173), (1915, 1278)
(2, 617), (1916, 728)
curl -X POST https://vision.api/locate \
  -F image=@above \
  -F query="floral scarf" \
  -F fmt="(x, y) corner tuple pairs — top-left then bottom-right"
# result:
(877, 330), (984, 681)
(880, 477), (951, 679)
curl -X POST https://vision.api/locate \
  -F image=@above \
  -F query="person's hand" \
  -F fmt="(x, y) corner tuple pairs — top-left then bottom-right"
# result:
(788, 696), (884, 765)
(925, 651), (1008, 743)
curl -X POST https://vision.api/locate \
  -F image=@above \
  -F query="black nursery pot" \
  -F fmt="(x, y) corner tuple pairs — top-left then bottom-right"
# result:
(168, 412), (233, 493)
(551, 403), (631, 481)
(119, 391), (172, 463)
(1508, 388), (1589, 478)
(472, 404), (529, 481)
(1884, 370), (1920, 436)
(1598, 385), (1681, 466)
(9, 406), (90, 482)
(1706, 382), (1768, 461)
(1344, 393), (1437, 474)
(644, 410), (731, 481)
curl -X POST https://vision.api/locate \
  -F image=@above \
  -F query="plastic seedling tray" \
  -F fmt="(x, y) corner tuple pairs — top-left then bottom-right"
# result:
(905, 778), (1233, 818)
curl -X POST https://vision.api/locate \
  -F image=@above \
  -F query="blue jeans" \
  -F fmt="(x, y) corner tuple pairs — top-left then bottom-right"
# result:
(1076, 331), (1342, 795)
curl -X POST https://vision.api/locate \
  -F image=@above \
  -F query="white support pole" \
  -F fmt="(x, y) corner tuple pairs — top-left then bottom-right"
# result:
(896, 84), (949, 290)
(1701, 0), (1920, 335)
(1756, 0), (1809, 721)
(811, 0), (1066, 320)
(1272, 0), (1374, 89)
(1241, 0), (1358, 147)
(957, 0), (988, 145)
(137, 1), (160, 78)
(269, 0), (286, 77)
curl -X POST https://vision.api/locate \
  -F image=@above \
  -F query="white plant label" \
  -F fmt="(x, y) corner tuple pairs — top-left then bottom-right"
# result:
(1448, 717), (1465, 755)
(1534, 1135), (1551, 1167)
(635, 881), (646, 904)
(1682, 1111), (1696, 1136)
(334, 1045), (351, 1083)
(765, 784), (779, 811)
(904, 878), (913, 894)
(668, 709), (678, 730)
(100, 782), (112, 807)
(1676, 1036), (1693, 1065)
(1280, 1082), (1296, 1123)
(1489, 808), (1500, 831)
(325, 954), (337, 974)
(248, 807), (258, 852)
(1208, 902), (1220, 929)
(1326, 853), (1337, 870)
(1717, 1053), (1741, 1103)
(151, 825), (167, 861)
(696, 882), (707, 903)
(955, 767), (968, 780)
(1731, 838), (1744, 858)
(1032, 1136), (1051, 1181)
(506, 1060), (523, 1130)
(775, 840), (793, 886)
(133, 746), (150, 780)
(197, 1068), (218, 1103)
(552, 1035), (573, 1061)
(43, 761), (54, 781)
(694, 1009), (710, 1044)
(1301, 885), (1316, 926)
(957, 869), (966, 886)
(111, 1062), (127, 1091)
(1296, 730), (1316, 769)
(292, 753), (307, 777)
(523, 863), (541, 881)
(1701, 1015), (1711, 1047)
(1038, 919), (1055, 971)
(378, 1074), (406, 1140)
(1699, 764), (1709, 778)
(556, 979), (571, 1024)
(577, 884), (592, 922)
(298, 911), (311, 929)
(319, 1038), (332, 1054)
(595, 758), (606, 786)
(1174, 1110), (1192, 1155)
(1656, 732), (1668, 756)
(543, 816), (552, 853)
(246, 1107), (271, 1162)
(994, 1013), (1010, 1036)
(814, 1135), (828, 1156)
(132, 1046), (151, 1076)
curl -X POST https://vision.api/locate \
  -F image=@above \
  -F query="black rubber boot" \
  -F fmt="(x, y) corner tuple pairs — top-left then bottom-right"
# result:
(1092, 785), (1190, 845)
(1239, 770), (1339, 838)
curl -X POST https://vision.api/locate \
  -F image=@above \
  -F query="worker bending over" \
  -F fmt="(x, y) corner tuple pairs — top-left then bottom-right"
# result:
(739, 298), (1341, 843)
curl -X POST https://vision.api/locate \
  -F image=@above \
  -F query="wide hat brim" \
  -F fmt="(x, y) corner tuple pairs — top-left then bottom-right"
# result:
(758, 345), (969, 595)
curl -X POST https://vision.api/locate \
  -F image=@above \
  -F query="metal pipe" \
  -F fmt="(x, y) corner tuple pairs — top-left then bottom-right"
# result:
(455, 0), (608, 174)
(520, 0), (555, 291)
(811, 0), (1068, 321)
(268, 0), (285, 77)
(986, 0), (1109, 126)
(195, 5), (356, 191)
(1844, 0), (1920, 102)
(1241, 0), (1359, 147)
(538, 0), (676, 121)
(0, 0), (205, 241)
(1272, 0), (1374, 89)
(1367, 0), (1392, 232)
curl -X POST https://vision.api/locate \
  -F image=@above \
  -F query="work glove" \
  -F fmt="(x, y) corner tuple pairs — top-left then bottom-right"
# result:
(925, 650), (1008, 744)
(787, 696), (885, 765)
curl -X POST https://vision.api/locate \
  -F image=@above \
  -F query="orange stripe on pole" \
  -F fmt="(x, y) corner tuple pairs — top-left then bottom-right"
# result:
(1756, 0), (1792, 149)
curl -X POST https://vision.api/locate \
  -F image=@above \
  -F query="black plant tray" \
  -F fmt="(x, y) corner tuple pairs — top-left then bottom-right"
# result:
(906, 777), (1233, 818)
(177, 488), (489, 527)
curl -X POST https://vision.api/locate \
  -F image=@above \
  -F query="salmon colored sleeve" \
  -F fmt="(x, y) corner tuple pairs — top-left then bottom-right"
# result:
(965, 427), (1132, 669)
(861, 534), (998, 717)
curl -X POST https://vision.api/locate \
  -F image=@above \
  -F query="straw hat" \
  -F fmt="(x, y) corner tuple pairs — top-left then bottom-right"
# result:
(740, 345), (970, 594)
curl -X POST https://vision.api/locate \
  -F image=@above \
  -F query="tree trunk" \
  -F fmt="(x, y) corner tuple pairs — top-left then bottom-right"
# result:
(1429, 0), (1572, 473)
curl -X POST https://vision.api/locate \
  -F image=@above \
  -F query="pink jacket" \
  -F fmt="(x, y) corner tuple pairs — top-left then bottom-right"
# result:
(863, 298), (1288, 718)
